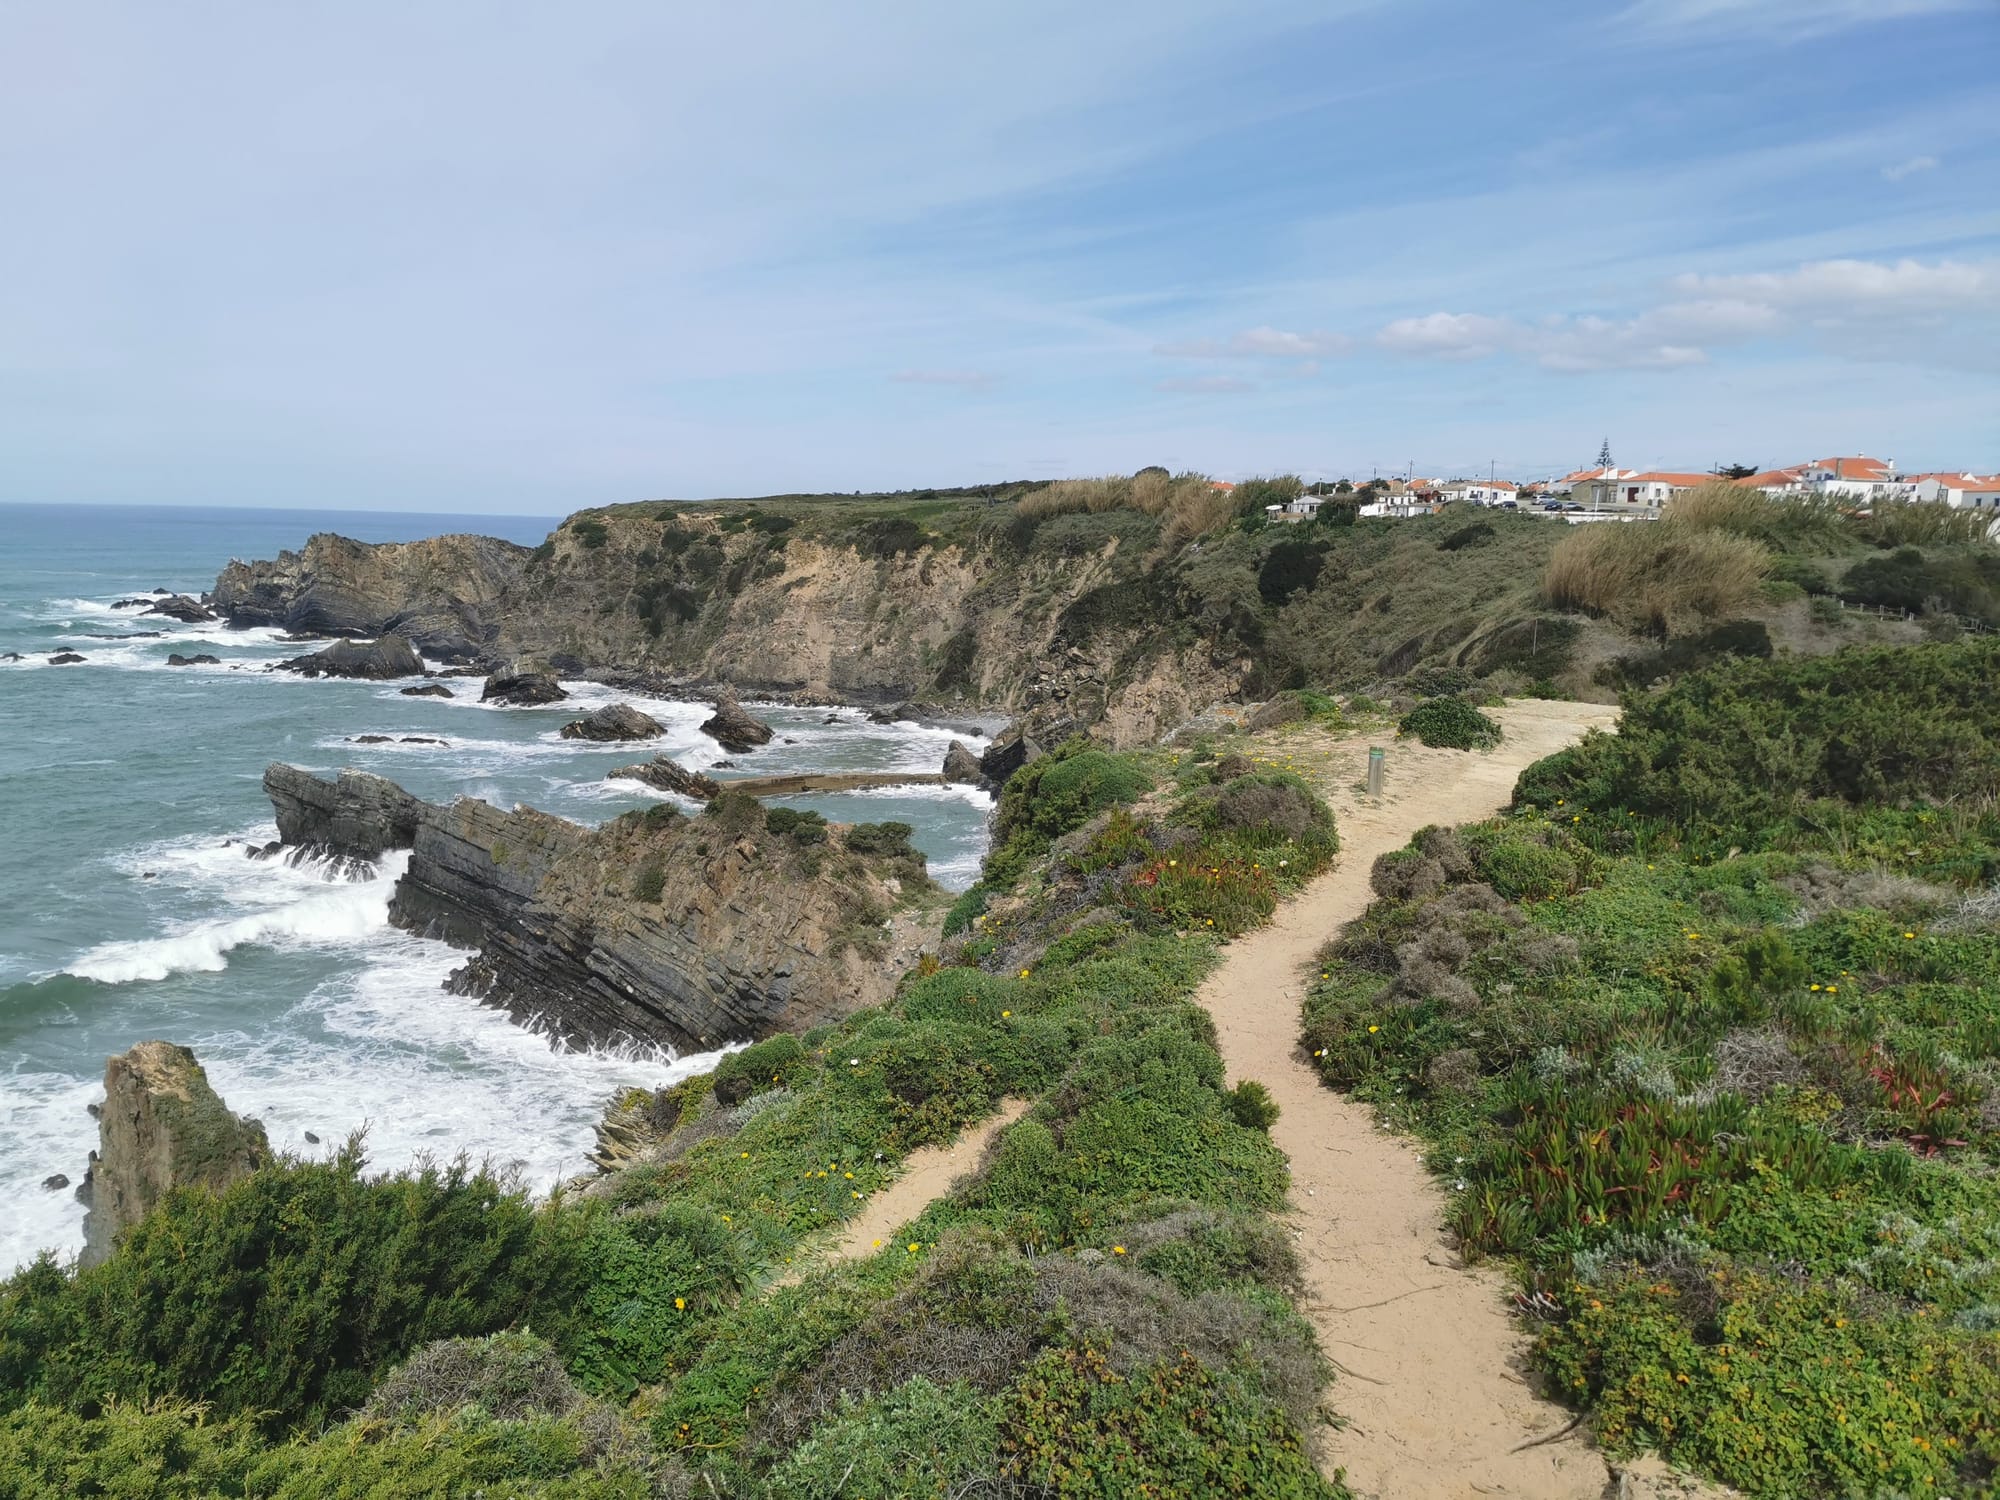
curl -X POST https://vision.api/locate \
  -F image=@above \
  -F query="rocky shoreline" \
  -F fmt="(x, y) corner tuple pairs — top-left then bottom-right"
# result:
(262, 763), (938, 1052)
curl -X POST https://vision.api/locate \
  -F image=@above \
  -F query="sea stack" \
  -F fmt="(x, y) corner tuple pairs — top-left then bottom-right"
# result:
(698, 689), (774, 752)
(78, 1041), (270, 1268)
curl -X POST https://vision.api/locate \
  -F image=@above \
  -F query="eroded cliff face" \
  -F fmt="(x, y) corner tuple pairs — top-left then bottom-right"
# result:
(80, 1041), (270, 1267)
(263, 765), (928, 1051)
(212, 532), (529, 661)
(214, 511), (1250, 748)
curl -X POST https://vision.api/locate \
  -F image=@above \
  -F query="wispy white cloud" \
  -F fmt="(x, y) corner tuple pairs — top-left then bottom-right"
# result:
(1155, 326), (1351, 359)
(888, 369), (999, 390)
(1613, 0), (1978, 41)
(1882, 154), (1940, 181)
(1373, 257), (1999, 372)
(1155, 375), (1257, 393)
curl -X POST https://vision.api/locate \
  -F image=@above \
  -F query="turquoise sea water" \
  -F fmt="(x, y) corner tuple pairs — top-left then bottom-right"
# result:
(0, 503), (991, 1273)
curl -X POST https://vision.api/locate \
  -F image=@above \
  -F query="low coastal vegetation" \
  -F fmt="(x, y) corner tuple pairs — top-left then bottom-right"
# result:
(1303, 638), (2000, 1497)
(0, 740), (1352, 1496)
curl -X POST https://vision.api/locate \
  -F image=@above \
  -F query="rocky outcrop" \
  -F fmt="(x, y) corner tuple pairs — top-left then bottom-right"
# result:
(277, 634), (424, 680)
(264, 764), (926, 1050)
(1245, 694), (1306, 731)
(211, 531), (528, 660)
(166, 652), (221, 667)
(144, 595), (215, 623)
(609, 756), (722, 800)
(401, 683), (454, 697)
(48, 652), (86, 665)
(699, 690), (773, 752)
(482, 665), (567, 706)
(78, 1041), (269, 1268)
(264, 763), (427, 859)
(942, 740), (984, 784)
(560, 703), (663, 741)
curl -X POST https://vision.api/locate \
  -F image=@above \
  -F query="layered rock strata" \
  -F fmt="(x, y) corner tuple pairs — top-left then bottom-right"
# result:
(262, 764), (921, 1050)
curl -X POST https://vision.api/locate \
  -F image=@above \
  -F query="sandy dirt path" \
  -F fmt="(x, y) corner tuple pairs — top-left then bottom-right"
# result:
(773, 1098), (1032, 1287)
(1202, 700), (1627, 1499)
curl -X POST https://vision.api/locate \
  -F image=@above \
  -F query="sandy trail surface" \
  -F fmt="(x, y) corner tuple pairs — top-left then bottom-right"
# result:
(1199, 700), (1675, 1499)
(773, 1097), (1032, 1286)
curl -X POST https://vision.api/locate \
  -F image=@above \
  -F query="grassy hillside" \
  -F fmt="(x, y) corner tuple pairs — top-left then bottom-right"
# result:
(1303, 638), (2000, 1498)
(0, 741), (1353, 1498)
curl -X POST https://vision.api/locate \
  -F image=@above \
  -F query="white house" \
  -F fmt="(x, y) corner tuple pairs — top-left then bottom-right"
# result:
(1908, 472), (2000, 509)
(1614, 471), (1713, 506)
(1799, 455), (1911, 502)
(1439, 479), (1518, 506)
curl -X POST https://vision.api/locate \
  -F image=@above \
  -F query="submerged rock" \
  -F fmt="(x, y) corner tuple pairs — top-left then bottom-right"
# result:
(609, 756), (722, 800)
(144, 594), (215, 623)
(400, 683), (454, 698)
(42, 1173), (69, 1191)
(166, 652), (221, 667)
(698, 690), (774, 752)
(482, 665), (568, 706)
(560, 703), (664, 741)
(48, 652), (86, 665)
(80, 1041), (269, 1268)
(942, 740), (984, 785)
(277, 634), (424, 680)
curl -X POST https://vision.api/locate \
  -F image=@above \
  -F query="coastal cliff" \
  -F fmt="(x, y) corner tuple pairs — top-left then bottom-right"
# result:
(214, 503), (1250, 747)
(263, 765), (932, 1050)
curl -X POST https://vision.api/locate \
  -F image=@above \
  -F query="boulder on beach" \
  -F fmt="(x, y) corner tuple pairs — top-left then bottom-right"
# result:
(1245, 693), (1306, 732)
(48, 652), (86, 665)
(276, 634), (425, 680)
(942, 740), (985, 785)
(79, 1040), (269, 1268)
(698, 689), (773, 753)
(400, 683), (453, 697)
(166, 652), (221, 667)
(609, 755), (722, 800)
(560, 702), (665, 741)
(481, 664), (568, 706)
(144, 594), (215, 623)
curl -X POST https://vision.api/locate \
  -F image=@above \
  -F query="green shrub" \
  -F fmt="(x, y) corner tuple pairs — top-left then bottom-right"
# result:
(942, 884), (989, 936)
(765, 806), (829, 844)
(1515, 638), (2000, 858)
(712, 1033), (810, 1106)
(0, 1144), (562, 1431)
(1226, 1080), (1280, 1132)
(1000, 1344), (1337, 1499)
(569, 517), (610, 549)
(994, 744), (1154, 849)
(764, 1376), (1001, 1500)
(1841, 546), (2000, 624)
(1399, 697), (1501, 750)
(1406, 664), (1475, 697)
(630, 855), (666, 903)
(845, 820), (915, 857)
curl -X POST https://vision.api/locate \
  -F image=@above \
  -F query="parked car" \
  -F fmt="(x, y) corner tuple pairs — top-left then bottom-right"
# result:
(1562, 501), (1586, 512)
(1541, 499), (1565, 511)
(1498, 499), (1518, 509)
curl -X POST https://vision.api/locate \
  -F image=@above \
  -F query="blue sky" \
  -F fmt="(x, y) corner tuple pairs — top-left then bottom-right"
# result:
(3, 0), (1994, 513)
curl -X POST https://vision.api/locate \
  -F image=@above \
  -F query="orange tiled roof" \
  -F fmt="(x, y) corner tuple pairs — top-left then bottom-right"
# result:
(1628, 472), (1715, 486)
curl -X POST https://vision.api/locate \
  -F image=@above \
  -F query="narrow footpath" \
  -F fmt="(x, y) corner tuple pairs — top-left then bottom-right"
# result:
(1200, 700), (1637, 1499)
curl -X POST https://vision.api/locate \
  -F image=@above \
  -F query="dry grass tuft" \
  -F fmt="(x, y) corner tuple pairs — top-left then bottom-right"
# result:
(1015, 471), (1239, 542)
(1861, 499), (1998, 547)
(1667, 482), (1851, 550)
(1545, 519), (1770, 634)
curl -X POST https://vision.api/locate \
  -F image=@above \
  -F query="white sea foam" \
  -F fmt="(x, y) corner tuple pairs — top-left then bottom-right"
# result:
(64, 852), (409, 984)
(0, 1070), (99, 1274)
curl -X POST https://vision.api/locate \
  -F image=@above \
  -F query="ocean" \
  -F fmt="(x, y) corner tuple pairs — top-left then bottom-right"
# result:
(0, 502), (992, 1274)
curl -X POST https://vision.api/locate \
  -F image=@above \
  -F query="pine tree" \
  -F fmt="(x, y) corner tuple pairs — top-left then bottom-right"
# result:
(1597, 438), (1613, 470)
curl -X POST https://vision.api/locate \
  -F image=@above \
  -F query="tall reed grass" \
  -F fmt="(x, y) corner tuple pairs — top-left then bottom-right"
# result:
(1545, 519), (1770, 635)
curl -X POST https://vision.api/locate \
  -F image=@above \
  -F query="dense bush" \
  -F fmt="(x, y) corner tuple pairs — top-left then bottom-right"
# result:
(992, 742), (1153, 851)
(1516, 638), (2000, 862)
(1399, 696), (1501, 750)
(0, 1144), (563, 1431)
(1841, 545), (2000, 624)
(764, 805), (829, 843)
